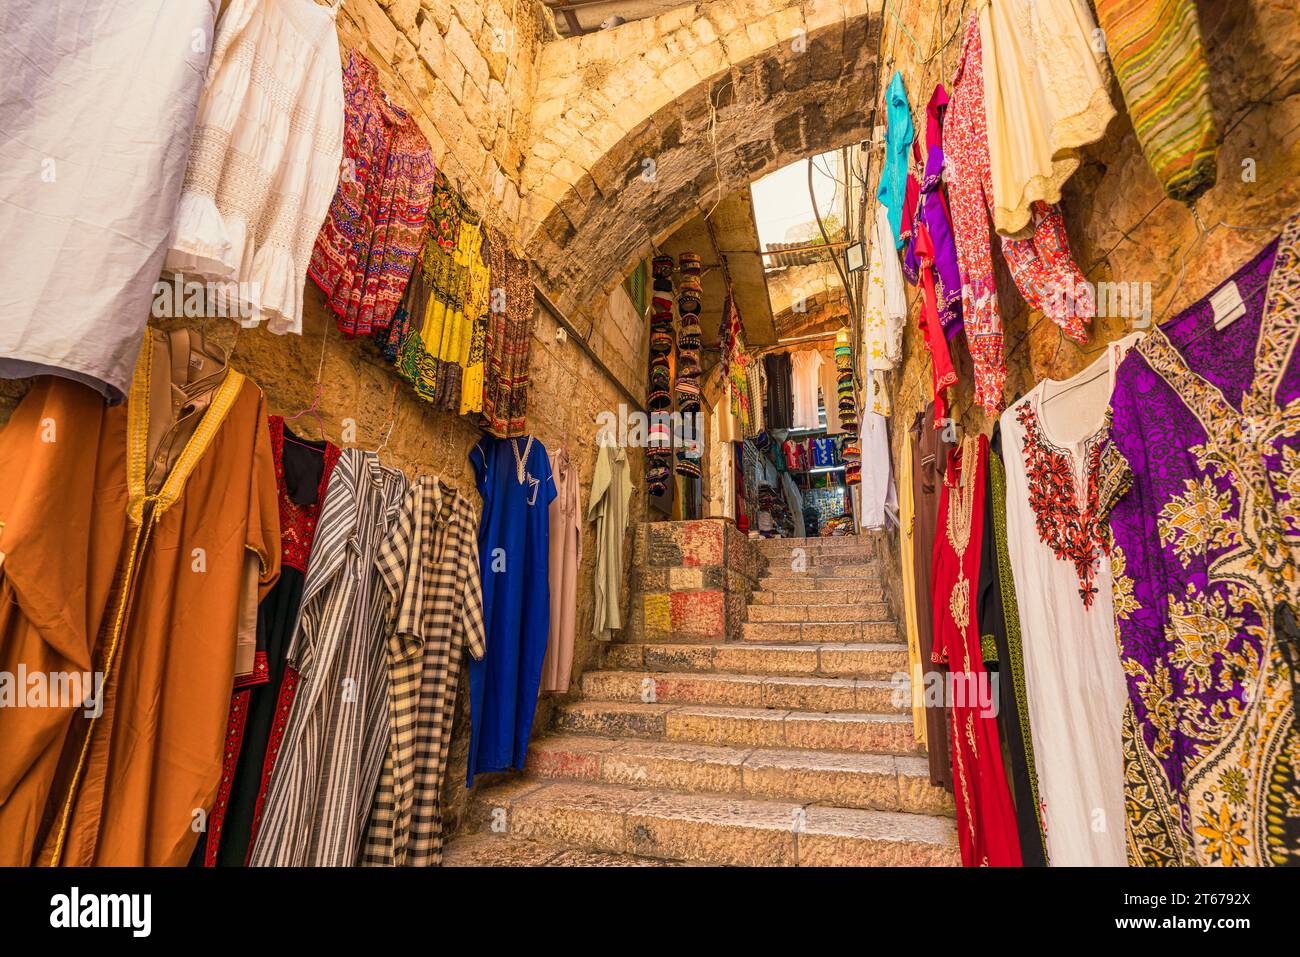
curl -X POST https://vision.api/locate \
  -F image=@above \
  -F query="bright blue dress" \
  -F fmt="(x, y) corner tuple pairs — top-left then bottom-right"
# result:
(467, 434), (556, 786)
(876, 70), (914, 250)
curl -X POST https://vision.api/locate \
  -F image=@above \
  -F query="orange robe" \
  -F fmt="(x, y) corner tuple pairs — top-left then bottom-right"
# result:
(0, 329), (279, 865)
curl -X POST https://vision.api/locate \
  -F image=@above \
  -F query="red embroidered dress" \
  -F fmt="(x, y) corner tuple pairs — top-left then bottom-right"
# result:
(931, 434), (1023, 866)
(194, 415), (341, 866)
(309, 50), (436, 338)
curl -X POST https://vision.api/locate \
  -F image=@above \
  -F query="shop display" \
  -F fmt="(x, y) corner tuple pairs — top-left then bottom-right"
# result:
(790, 348), (824, 430)
(467, 435), (555, 785)
(166, 0), (345, 335)
(0, 0), (216, 402)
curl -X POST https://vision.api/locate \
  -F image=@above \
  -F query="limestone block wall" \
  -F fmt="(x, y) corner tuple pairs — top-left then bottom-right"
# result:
(625, 519), (767, 644)
(868, 0), (1300, 601)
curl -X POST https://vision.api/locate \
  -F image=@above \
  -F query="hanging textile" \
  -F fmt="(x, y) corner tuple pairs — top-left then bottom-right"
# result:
(982, 0), (1115, 236)
(931, 434), (1022, 866)
(195, 415), (341, 867)
(590, 439), (634, 641)
(790, 349), (824, 430)
(310, 49), (435, 339)
(858, 412), (893, 530)
(249, 449), (409, 867)
(1100, 218), (1300, 866)
(541, 446), (582, 691)
(166, 0), (344, 335)
(834, 333), (860, 486)
(910, 405), (952, 789)
(647, 256), (675, 496)
(898, 435), (926, 746)
(0, 329), (280, 866)
(468, 435), (555, 785)
(819, 353), (844, 435)
(742, 350), (766, 438)
(361, 476), (484, 867)
(1001, 335), (1142, 866)
(1094, 0), (1218, 202)
(945, 12), (1095, 416)
(481, 230), (536, 438)
(982, 425), (1048, 866)
(0, 0), (215, 402)
(420, 195), (488, 413)
(863, 203), (907, 414)
(764, 352), (794, 431)
(877, 71), (915, 250)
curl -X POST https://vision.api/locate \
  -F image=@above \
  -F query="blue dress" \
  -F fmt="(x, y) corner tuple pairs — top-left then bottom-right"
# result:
(876, 70), (914, 250)
(467, 434), (556, 785)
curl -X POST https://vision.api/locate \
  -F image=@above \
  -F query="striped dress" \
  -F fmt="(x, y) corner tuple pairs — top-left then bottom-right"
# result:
(248, 449), (409, 867)
(1095, 0), (1218, 202)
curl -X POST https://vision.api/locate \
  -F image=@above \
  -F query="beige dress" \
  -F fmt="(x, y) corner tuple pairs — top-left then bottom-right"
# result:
(982, 0), (1115, 236)
(541, 447), (582, 692)
(589, 441), (633, 640)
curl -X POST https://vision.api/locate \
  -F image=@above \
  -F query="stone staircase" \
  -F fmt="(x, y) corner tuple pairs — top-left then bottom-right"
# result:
(443, 534), (958, 866)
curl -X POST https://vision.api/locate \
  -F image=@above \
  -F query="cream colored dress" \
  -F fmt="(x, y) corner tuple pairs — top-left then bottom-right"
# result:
(166, 0), (344, 334)
(982, 0), (1115, 237)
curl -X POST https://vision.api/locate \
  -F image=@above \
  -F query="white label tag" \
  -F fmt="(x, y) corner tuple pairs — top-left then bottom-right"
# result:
(1211, 280), (1246, 330)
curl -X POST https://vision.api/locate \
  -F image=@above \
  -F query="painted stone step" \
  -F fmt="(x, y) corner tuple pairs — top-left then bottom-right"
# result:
(746, 601), (890, 623)
(742, 620), (898, 643)
(750, 585), (885, 605)
(580, 669), (905, 713)
(467, 779), (959, 866)
(553, 700), (921, 755)
(523, 734), (953, 816)
(763, 562), (881, 579)
(442, 831), (686, 866)
(604, 641), (910, 679)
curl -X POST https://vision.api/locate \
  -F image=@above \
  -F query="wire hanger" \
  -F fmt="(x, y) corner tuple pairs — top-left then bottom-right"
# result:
(285, 318), (331, 440)
(372, 381), (400, 455)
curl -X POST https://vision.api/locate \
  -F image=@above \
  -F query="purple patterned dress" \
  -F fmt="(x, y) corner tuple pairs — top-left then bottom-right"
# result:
(1100, 216), (1300, 866)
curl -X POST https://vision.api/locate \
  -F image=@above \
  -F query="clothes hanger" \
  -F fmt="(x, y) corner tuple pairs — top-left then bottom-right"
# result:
(1039, 364), (1110, 409)
(372, 381), (400, 456)
(284, 318), (331, 441)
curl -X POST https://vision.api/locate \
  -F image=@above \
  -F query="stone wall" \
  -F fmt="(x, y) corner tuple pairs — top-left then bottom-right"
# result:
(0, 0), (650, 842)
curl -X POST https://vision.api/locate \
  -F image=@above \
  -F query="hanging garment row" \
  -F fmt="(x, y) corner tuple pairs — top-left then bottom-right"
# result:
(899, 216), (1299, 867)
(0, 327), (635, 866)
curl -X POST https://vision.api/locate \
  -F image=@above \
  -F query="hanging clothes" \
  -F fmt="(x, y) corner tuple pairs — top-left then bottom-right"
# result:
(858, 412), (893, 530)
(0, 0), (215, 402)
(763, 352), (794, 431)
(249, 449), (409, 866)
(468, 435), (555, 785)
(310, 49), (435, 339)
(590, 439), (634, 641)
(898, 435), (926, 747)
(945, 12), (1095, 416)
(1100, 219), (1300, 866)
(194, 415), (341, 867)
(541, 447), (583, 692)
(910, 404), (952, 789)
(982, 0), (1115, 236)
(361, 476), (484, 867)
(818, 354), (844, 435)
(166, 0), (344, 335)
(863, 203), (908, 415)
(1001, 335), (1142, 866)
(931, 434), (1022, 866)
(0, 328), (280, 866)
(1095, 0), (1218, 202)
(393, 172), (461, 397)
(789, 349), (824, 430)
(981, 425), (1048, 867)
(743, 352), (766, 438)
(877, 71), (915, 250)
(481, 233), (537, 438)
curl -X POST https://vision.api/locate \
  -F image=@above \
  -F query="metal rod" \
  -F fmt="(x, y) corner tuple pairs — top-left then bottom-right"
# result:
(532, 282), (647, 414)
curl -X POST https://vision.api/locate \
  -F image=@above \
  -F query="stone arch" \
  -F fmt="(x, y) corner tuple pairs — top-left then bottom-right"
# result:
(521, 0), (883, 317)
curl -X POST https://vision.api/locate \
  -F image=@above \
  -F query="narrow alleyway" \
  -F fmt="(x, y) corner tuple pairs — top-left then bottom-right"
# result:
(444, 534), (957, 866)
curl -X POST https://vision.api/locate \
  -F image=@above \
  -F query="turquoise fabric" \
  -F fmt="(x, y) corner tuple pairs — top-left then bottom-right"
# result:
(876, 70), (914, 250)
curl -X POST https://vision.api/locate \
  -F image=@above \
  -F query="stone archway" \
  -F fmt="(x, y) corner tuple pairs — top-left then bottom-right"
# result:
(520, 0), (883, 317)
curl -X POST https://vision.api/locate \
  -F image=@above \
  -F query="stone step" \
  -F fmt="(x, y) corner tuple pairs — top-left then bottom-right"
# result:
(750, 585), (885, 605)
(442, 831), (687, 866)
(762, 562), (881, 580)
(554, 700), (921, 755)
(523, 734), (952, 816)
(605, 641), (910, 679)
(580, 669), (904, 713)
(742, 620), (897, 643)
(755, 535), (873, 554)
(759, 566), (883, 590)
(466, 779), (959, 866)
(746, 601), (890, 623)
